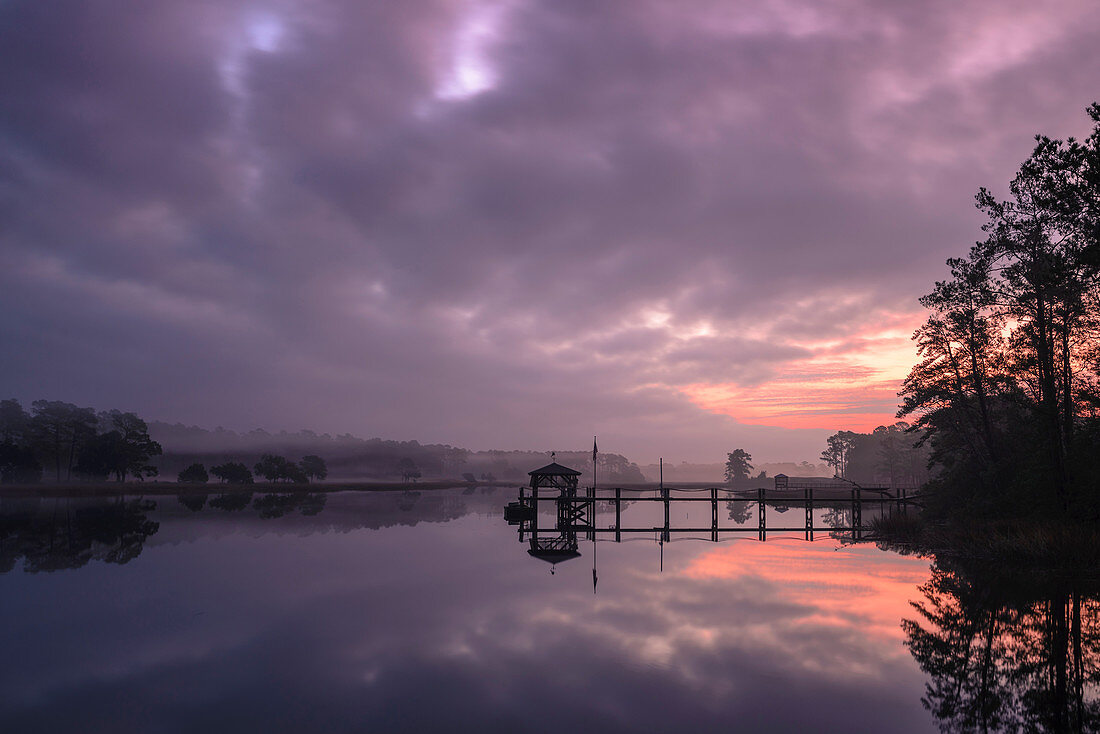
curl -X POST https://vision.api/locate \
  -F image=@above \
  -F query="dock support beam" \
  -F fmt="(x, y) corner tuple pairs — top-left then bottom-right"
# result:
(615, 488), (621, 542)
(851, 488), (862, 540)
(758, 487), (765, 541)
(711, 488), (718, 542)
(662, 487), (670, 542)
(586, 486), (595, 540)
(805, 486), (813, 541)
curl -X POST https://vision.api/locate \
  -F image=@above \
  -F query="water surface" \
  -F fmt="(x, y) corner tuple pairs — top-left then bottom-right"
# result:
(0, 488), (1093, 732)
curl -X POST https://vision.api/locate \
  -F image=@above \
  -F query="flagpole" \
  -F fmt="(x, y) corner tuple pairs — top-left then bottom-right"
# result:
(592, 436), (598, 594)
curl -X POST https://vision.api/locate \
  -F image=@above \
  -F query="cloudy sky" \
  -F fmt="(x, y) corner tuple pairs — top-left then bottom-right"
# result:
(1, 0), (1098, 463)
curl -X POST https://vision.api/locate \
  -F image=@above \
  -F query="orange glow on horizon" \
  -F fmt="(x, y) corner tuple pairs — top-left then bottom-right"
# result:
(680, 311), (924, 431)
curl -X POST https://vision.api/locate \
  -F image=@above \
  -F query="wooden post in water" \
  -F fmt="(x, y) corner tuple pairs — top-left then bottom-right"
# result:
(758, 486), (766, 541)
(615, 487), (621, 542)
(662, 486), (670, 542)
(586, 485), (595, 540)
(519, 486), (526, 542)
(853, 488), (862, 539)
(805, 486), (813, 541)
(532, 483), (539, 538)
(711, 487), (718, 542)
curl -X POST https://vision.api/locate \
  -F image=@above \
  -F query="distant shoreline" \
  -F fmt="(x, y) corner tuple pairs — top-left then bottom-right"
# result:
(0, 480), (518, 498)
(0, 481), (897, 501)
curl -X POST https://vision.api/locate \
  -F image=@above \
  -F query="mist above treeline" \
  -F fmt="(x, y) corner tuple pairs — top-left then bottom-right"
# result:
(1, 396), (930, 489)
(0, 398), (655, 485)
(149, 420), (649, 484)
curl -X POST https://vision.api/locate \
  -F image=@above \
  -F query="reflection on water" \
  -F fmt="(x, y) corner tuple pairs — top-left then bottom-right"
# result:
(0, 488), (1096, 732)
(903, 557), (1100, 732)
(0, 498), (159, 573)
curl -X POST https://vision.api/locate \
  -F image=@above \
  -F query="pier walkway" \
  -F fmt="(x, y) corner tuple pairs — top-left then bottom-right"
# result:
(506, 478), (920, 558)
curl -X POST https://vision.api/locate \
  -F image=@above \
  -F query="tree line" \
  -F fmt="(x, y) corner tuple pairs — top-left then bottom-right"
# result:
(819, 423), (931, 488)
(0, 399), (162, 484)
(0, 399), (332, 486)
(150, 421), (645, 484)
(898, 104), (1100, 517)
(177, 454), (328, 485)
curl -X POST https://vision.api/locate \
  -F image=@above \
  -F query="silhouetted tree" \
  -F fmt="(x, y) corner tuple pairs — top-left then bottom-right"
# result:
(820, 432), (856, 477)
(74, 411), (162, 482)
(210, 462), (253, 484)
(31, 400), (98, 482)
(724, 449), (753, 484)
(285, 461), (308, 484)
(397, 457), (420, 482)
(300, 455), (327, 482)
(177, 463), (209, 483)
(252, 454), (308, 483)
(254, 454), (290, 482)
(0, 399), (31, 444)
(900, 104), (1100, 515)
(596, 453), (646, 483)
(0, 400), (41, 483)
(0, 441), (41, 484)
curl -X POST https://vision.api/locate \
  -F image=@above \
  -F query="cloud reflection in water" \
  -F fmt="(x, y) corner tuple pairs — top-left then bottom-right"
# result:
(0, 491), (935, 732)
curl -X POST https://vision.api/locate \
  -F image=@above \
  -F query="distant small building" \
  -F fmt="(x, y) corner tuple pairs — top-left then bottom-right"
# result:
(774, 473), (861, 490)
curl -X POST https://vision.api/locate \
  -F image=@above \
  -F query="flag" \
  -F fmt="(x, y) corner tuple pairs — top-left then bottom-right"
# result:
(592, 437), (598, 463)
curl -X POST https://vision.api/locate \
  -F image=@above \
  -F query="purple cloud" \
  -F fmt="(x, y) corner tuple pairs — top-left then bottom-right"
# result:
(2, 0), (1098, 462)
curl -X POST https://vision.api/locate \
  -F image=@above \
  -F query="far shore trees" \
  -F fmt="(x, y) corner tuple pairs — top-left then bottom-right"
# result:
(254, 454), (308, 484)
(1, 398), (166, 484)
(177, 463), (209, 484)
(397, 457), (421, 483)
(300, 455), (327, 482)
(74, 411), (162, 482)
(210, 462), (254, 484)
(820, 431), (856, 477)
(31, 400), (98, 482)
(819, 424), (930, 488)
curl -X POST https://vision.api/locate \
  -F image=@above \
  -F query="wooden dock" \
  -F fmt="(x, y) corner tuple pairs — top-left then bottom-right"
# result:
(509, 483), (919, 550)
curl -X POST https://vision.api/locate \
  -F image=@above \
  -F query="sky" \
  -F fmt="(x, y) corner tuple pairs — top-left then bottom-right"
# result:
(1, 0), (1099, 464)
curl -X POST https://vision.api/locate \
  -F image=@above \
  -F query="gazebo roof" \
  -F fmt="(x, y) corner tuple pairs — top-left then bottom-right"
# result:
(528, 462), (582, 477)
(528, 548), (582, 564)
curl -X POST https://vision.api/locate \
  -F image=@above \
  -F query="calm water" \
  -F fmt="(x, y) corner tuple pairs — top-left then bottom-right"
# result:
(0, 488), (1095, 732)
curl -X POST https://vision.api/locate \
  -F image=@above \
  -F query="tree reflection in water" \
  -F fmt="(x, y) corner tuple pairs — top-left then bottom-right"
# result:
(0, 498), (159, 573)
(0, 491), (327, 572)
(904, 558), (1100, 732)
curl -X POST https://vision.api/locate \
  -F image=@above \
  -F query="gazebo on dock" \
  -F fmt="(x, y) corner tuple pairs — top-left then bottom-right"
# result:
(528, 461), (582, 493)
(519, 459), (590, 571)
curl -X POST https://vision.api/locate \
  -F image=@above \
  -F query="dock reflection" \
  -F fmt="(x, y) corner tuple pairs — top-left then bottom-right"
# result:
(506, 482), (1100, 732)
(504, 482), (911, 567)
